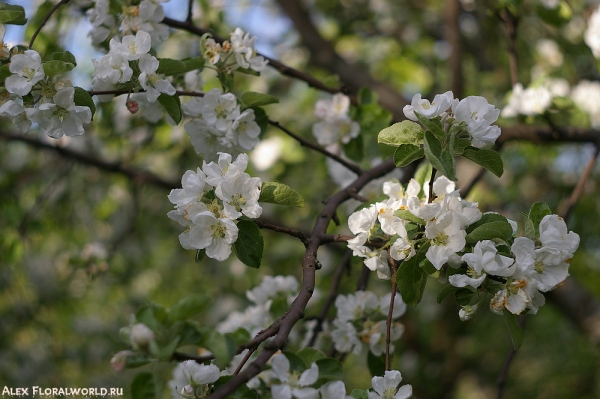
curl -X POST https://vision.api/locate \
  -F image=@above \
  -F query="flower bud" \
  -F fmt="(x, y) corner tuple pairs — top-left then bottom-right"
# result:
(130, 323), (155, 349)
(126, 100), (139, 114)
(110, 350), (134, 372)
(459, 305), (478, 321)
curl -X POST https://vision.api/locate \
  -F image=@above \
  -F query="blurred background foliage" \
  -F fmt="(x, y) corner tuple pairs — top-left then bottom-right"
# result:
(1, 0), (600, 398)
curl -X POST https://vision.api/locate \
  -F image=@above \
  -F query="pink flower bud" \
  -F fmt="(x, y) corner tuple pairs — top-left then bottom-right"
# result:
(126, 100), (139, 114)
(110, 350), (134, 372)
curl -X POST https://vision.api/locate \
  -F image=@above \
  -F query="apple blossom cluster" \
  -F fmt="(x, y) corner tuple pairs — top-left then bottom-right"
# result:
(92, 30), (176, 103)
(585, 4), (600, 59)
(501, 79), (570, 118)
(167, 153), (262, 261)
(312, 93), (360, 147)
(403, 91), (501, 148)
(168, 360), (220, 399)
(330, 291), (406, 356)
(183, 88), (261, 162)
(217, 275), (299, 336)
(0, 49), (92, 138)
(450, 214), (579, 318)
(201, 28), (268, 73)
(87, 0), (170, 47)
(348, 175), (478, 278)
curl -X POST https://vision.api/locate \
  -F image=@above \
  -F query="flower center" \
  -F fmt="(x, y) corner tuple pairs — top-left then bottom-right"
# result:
(434, 231), (449, 246)
(534, 261), (545, 273)
(210, 221), (227, 239)
(382, 386), (397, 399)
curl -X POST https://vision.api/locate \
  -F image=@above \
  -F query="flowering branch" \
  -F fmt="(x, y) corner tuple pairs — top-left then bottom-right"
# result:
(386, 256), (399, 371)
(253, 219), (308, 245)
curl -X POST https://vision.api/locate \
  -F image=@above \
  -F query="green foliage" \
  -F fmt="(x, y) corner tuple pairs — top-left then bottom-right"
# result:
(0, 3), (27, 25)
(460, 146), (504, 178)
(242, 91), (279, 107)
(233, 220), (264, 268)
(504, 310), (524, 350)
(51, 51), (77, 66)
(42, 60), (75, 76)
(73, 87), (96, 119)
(377, 121), (424, 146)
(166, 294), (211, 324)
(131, 373), (156, 399)
(529, 201), (552, 236)
(393, 144), (424, 167)
(396, 242), (430, 306)
(157, 93), (182, 124)
(156, 58), (188, 75)
(259, 181), (305, 207)
(367, 351), (386, 377)
(423, 131), (456, 181)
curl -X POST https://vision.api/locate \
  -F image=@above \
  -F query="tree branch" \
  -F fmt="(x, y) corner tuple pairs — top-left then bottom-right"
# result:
(29, 0), (71, 48)
(445, 0), (464, 98)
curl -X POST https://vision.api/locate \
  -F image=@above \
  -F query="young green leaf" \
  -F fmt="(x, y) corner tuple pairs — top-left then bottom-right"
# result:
(466, 220), (513, 243)
(377, 120), (424, 147)
(529, 201), (552, 236)
(157, 58), (188, 75)
(0, 3), (27, 25)
(74, 87), (96, 119)
(343, 135), (364, 162)
(503, 310), (524, 350)
(315, 357), (344, 386)
(414, 161), (432, 198)
(259, 181), (305, 207)
(199, 328), (237, 368)
(182, 57), (206, 72)
(166, 294), (211, 324)
(282, 350), (307, 372)
(414, 112), (445, 141)
(393, 144), (424, 167)
(242, 91), (279, 107)
(396, 243), (430, 306)
(251, 106), (268, 135)
(233, 220), (263, 268)
(195, 249), (206, 263)
(423, 131), (456, 181)
(367, 351), (386, 377)
(455, 288), (474, 306)
(437, 283), (460, 303)
(393, 209), (426, 225)
(43, 60), (75, 77)
(522, 214), (536, 240)
(351, 390), (369, 399)
(131, 372), (155, 399)
(157, 93), (182, 124)
(51, 51), (77, 67)
(460, 146), (504, 178)
(296, 347), (327, 366)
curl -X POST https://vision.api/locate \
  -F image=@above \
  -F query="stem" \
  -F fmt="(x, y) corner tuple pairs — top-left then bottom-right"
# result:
(233, 348), (256, 376)
(560, 145), (600, 220)
(186, 0), (194, 23)
(29, 0), (71, 48)
(428, 167), (437, 203)
(268, 120), (364, 175)
(254, 219), (308, 245)
(385, 255), (399, 371)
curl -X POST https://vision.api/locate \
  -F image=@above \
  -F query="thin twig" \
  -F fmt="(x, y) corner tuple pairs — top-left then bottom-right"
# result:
(268, 120), (363, 175)
(307, 250), (352, 347)
(560, 145), (600, 221)
(29, 0), (71, 48)
(496, 314), (527, 399)
(254, 219), (308, 245)
(89, 90), (205, 97)
(385, 255), (399, 371)
(173, 351), (215, 363)
(186, 0), (194, 24)
(233, 348), (256, 376)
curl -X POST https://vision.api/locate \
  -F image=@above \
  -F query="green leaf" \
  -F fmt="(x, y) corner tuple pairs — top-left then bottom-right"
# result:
(282, 351), (307, 372)
(219, 72), (235, 92)
(423, 131), (456, 181)
(315, 357), (344, 386)
(343, 135), (364, 162)
(414, 112), (445, 141)
(460, 146), (504, 178)
(251, 106), (268, 135)
(131, 373), (155, 399)
(157, 93), (182, 124)
(182, 57), (205, 72)
(124, 354), (153, 369)
(296, 347), (327, 366)
(437, 283), (460, 303)
(393, 209), (426, 225)
(414, 161), (432, 198)
(0, 65), (11, 84)
(455, 288), (474, 306)
(393, 144), (424, 167)
(157, 58), (188, 75)
(74, 87), (96, 119)
(466, 220), (514, 244)
(466, 213), (507, 233)
(51, 51), (77, 67)
(259, 181), (304, 207)
(396, 242), (430, 306)
(367, 351), (386, 377)
(136, 303), (167, 332)
(0, 3), (27, 25)
(522, 214), (535, 240)
(233, 220), (264, 269)
(420, 258), (437, 275)
(42, 60), (75, 77)
(166, 294), (211, 324)
(503, 310), (524, 350)
(242, 91), (279, 107)
(177, 321), (204, 346)
(529, 201), (552, 236)
(195, 249), (205, 263)
(536, 1), (571, 27)
(235, 67), (260, 76)
(214, 377), (258, 399)
(199, 328), (236, 368)
(358, 87), (377, 105)
(159, 336), (181, 360)
(351, 390), (369, 399)
(227, 328), (251, 345)
(452, 137), (471, 156)
(377, 121), (424, 147)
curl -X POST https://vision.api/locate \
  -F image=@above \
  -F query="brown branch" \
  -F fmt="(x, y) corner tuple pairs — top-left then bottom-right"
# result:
(186, 0), (194, 24)
(233, 348), (256, 376)
(386, 256), (399, 371)
(172, 351), (215, 363)
(29, 0), (71, 48)
(89, 90), (205, 97)
(498, 8), (520, 86)
(161, 17), (343, 96)
(268, 120), (364, 175)
(273, 0), (408, 120)
(560, 145), (600, 221)
(307, 249), (352, 347)
(0, 130), (178, 191)
(445, 0), (464, 98)
(254, 219), (308, 245)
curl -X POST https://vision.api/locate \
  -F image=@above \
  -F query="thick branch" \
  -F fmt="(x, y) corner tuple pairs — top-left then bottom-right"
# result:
(445, 0), (464, 98)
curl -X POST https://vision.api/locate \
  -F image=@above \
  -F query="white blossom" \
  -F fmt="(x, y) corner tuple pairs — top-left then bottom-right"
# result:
(138, 54), (176, 102)
(202, 88), (240, 132)
(403, 91), (453, 121)
(130, 323), (155, 349)
(5, 50), (45, 96)
(585, 5), (600, 58)
(272, 354), (319, 399)
(188, 213), (238, 261)
(111, 30), (152, 60)
(31, 87), (92, 138)
(452, 96), (501, 148)
(368, 370), (412, 399)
